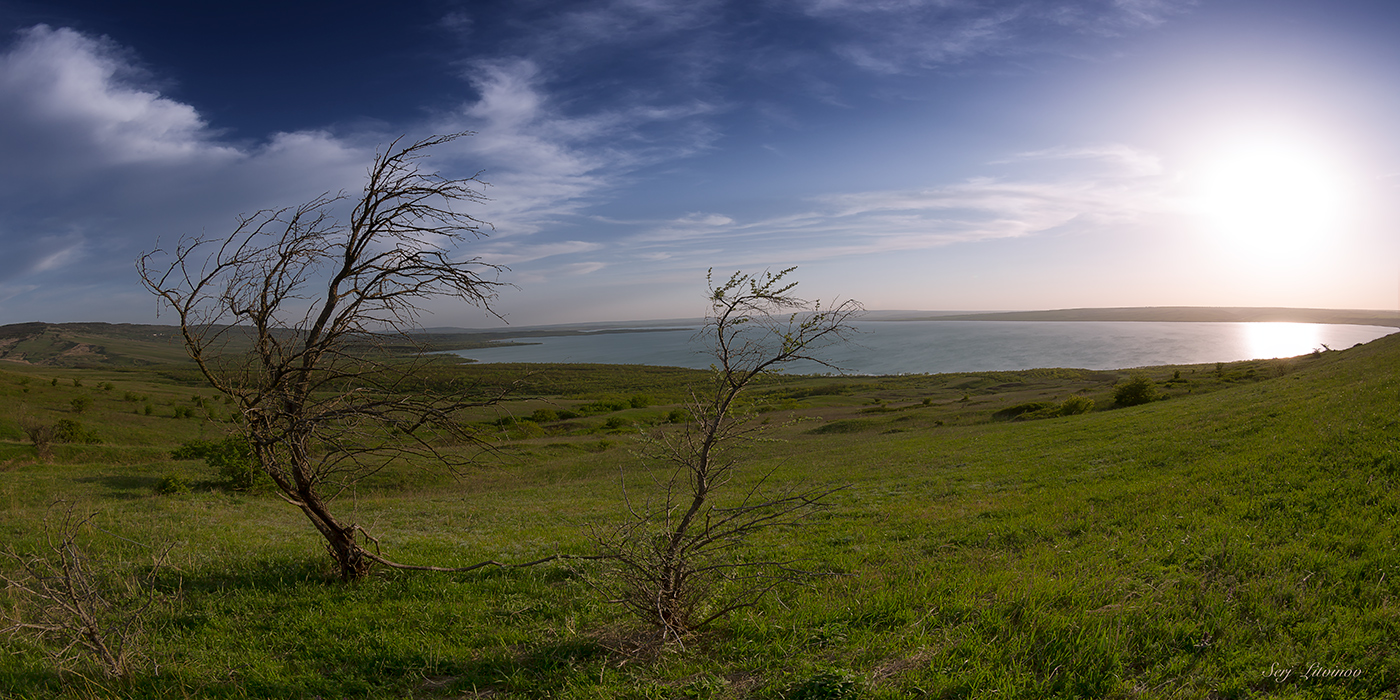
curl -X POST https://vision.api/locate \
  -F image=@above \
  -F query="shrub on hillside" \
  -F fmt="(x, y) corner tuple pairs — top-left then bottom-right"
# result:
(992, 401), (1058, 421)
(601, 415), (632, 432)
(1113, 375), (1158, 407)
(52, 419), (100, 444)
(155, 472), (192, 495)
(172, 436), (261, 491)
(994, 396), (1095, 421)
(1059, 395), (1094, 415)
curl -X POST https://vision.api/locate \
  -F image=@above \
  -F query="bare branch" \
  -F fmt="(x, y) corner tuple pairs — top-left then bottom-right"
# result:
(137, 134), (515, 580)
(1, 503), (170, 680)
(594, 268), (862, 641)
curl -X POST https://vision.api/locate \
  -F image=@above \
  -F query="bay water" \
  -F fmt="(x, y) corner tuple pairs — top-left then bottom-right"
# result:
(444, 321), (1396, 375)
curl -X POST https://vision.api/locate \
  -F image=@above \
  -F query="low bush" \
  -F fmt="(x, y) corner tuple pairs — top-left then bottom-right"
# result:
(994, 396), (1095, 421)
(172, 435), (261, 491)
(52, 419), (100, 444)
(1114, 375), (1159, 407)
(992, 401), (1057, 421)
(1059, 395), (1094, 415)
(577, 394), (651, 415)
(155, 472), (191, 495)
(601, 415), (633, 432)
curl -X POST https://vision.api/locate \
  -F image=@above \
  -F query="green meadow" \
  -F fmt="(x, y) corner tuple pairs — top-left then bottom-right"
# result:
(1, 333), (1397, 698)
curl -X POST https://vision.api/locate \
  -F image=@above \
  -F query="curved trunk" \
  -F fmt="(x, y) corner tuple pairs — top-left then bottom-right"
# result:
(259, 441), (373, 581)
(296, 486), (371, 580)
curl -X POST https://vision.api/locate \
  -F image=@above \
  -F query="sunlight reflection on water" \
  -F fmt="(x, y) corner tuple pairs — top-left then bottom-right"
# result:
(1242, 323), (1323, 359)
(445, 321), (1396, 374)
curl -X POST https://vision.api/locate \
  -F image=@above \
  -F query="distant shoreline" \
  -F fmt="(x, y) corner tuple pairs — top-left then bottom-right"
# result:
(884, 306), (1400, 328)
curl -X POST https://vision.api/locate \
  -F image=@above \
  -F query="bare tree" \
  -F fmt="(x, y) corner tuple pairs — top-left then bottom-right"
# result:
(595, 268), (863, 643)
(1, 503), (169, 681)
(138, 133), (510, 580)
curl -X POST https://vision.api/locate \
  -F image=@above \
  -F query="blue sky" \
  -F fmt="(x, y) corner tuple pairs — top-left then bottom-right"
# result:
(1, 0), (1397, 327)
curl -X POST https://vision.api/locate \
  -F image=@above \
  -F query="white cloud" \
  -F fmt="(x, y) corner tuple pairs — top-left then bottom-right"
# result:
(794, 0), (1191, 72)
(510, 260), (608, 285)
(618, 162), (1178, 270)
(31, 237), (85, 273)
(0, 20), (725, 321)
(561, 261), (607, 275)
(0, 25), (240, 169)
(428, 55), (721, 253)
(478, 240), (604, 265)
(1006, 144), (1164, 176)
(0, 25), (374, 313)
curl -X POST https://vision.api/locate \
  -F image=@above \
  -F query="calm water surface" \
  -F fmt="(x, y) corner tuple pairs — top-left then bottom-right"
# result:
(445, 321), (1396, 375)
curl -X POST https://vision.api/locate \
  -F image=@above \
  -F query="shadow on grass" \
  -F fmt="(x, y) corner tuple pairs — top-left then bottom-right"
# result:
(164, 553), (558, 597)
(11, 637), (617, 699)
(164, 555), (337, 595)
(74, 473), (163, 496)
(439, 638), (612, 695)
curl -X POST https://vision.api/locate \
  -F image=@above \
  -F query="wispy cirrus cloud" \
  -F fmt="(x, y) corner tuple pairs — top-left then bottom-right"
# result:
(793, 0), (1191, 73)
(477, 240), (604, 266)
(432, 56), (722, 241)
(617, 147), (1178, 269)
(1001, 144), (1165, 177)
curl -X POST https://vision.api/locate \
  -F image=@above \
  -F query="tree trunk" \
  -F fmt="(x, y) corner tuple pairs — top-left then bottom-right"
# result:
(295, 486), (372, 580)
(322, 523), (370, 581)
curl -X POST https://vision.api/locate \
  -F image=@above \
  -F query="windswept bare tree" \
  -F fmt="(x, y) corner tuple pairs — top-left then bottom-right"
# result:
(596, 268), (863, 643)
(138, 133), (510, 580)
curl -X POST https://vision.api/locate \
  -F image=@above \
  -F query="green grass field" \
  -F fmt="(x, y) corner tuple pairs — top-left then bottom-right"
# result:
(1, 335), (1397, 698)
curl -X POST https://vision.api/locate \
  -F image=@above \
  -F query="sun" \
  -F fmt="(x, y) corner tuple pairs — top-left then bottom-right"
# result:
(1190, 132), (1353, 259)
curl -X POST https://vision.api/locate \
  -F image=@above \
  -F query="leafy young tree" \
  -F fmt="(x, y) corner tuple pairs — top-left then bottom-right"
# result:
(138, 134), (509, 580)
(595, 268), (863, 642)
(1113, 374), (1159, 407)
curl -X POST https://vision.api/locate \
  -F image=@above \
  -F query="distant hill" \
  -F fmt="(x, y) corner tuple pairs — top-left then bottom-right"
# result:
(0, 321), (697, 367)
(0, 322), (193, 366)
(897, 306), (1400, 327)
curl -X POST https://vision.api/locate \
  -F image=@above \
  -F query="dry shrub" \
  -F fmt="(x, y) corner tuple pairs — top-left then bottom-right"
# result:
(1, 503), (170, 681)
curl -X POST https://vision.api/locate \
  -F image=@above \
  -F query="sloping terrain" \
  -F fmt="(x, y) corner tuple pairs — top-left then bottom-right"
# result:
(0, 322), (193, 366)
(0, 333), (1397, 697)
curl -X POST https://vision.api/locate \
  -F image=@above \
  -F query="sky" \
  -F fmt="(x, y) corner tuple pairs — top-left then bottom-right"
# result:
(0, 0), (1398, 328)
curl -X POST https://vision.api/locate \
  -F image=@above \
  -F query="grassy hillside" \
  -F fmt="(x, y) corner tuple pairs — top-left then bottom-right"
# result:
(0, 337), (1396, 698)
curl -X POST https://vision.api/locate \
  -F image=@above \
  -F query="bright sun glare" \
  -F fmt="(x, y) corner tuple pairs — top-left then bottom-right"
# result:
(1243, 322), (1322, 359)
(1192, 133), (1353, 260)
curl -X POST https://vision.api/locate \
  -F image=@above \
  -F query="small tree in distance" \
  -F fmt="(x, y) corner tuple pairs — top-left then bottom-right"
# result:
(595, 267), (863, 644)
(138, 133), (512, 580)
(1113, 374), (1159, 407)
